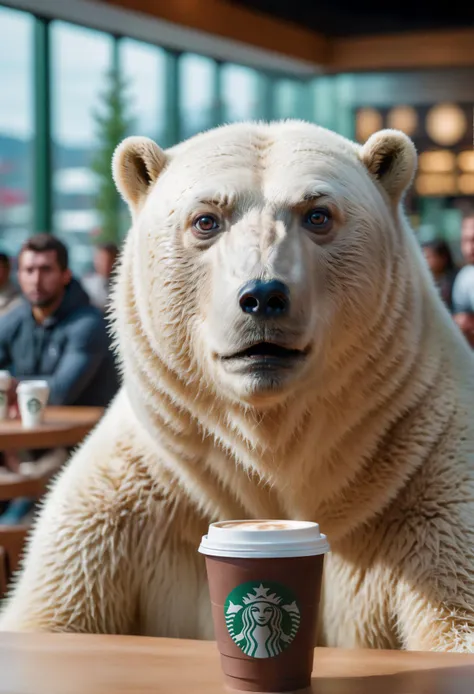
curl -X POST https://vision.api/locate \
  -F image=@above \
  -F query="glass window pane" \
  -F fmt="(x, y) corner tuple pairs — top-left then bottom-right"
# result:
(221, 64), (260, 122)
(51, 21), (113, 276)
(179, 54), (216, 139)
(0, 7), (33, 256)
(273, 79), (307, 120)
(121, 38), (167, 143)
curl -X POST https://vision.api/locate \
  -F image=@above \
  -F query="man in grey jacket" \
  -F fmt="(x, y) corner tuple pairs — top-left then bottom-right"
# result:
(0, 234), (119, 407)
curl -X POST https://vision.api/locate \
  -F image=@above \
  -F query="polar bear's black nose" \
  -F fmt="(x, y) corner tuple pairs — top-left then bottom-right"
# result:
(238, 280), (290, 318)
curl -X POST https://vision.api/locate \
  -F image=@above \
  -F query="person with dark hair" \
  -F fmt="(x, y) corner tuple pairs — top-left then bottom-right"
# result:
(0, 252), (21, 317)
(421, 239), (458, 311)
(452, 213), (474, 347)
(0, 233), (119, 407)
(82, 242), (119, 311)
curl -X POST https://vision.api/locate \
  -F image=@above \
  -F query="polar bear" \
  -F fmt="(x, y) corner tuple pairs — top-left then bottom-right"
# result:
(1, 120), (474, 651)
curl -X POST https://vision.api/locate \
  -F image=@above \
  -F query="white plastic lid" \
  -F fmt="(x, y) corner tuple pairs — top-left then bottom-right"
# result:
(17, 380), (49, 393)
(199, 520), (330, 558)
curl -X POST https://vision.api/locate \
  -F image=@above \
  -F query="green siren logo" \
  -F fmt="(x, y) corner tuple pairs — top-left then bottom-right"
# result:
(0, 391), (6, 406)
(225, 581), (300, 658)
(27, 397), (42, 415)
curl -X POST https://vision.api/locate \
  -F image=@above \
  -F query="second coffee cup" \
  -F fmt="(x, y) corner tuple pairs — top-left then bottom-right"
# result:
(199, 520), (329, 692)
(17, 380), (50, 429)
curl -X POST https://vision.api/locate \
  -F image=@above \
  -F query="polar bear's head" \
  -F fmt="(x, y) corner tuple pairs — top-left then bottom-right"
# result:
(113, 121), (416, 408)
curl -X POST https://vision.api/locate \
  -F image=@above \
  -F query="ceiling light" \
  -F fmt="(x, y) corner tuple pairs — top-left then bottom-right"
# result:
(426, 103), (467, 146)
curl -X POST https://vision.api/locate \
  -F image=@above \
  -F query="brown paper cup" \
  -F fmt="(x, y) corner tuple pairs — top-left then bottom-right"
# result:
(199, 521), (329, 693)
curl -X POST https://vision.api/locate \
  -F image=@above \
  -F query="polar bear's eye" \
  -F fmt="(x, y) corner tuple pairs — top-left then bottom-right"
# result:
(193, 215), (220, 236)
(303, 208), (333, 234)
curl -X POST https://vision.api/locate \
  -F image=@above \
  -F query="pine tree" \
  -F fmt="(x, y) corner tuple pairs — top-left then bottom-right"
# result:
(91, 66), (134, 245)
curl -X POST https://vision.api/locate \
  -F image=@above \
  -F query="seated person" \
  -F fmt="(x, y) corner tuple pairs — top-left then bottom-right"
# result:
(0, 233), (119, 407)
(452, 214), (474, 347)
(421, 239), (458, 312)
(0, 234), (120, 523)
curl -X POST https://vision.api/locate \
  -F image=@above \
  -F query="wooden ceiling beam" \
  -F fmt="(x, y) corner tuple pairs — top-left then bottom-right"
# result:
(100, 0), (329, 64)
(100, 0), (474, 71)
(329, 28), (474, 72)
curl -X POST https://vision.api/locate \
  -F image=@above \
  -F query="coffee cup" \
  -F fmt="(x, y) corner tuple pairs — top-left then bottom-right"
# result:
(17, 380), (50, 429)
(199, 520), (329, 692)
(0, 370), (11, 420)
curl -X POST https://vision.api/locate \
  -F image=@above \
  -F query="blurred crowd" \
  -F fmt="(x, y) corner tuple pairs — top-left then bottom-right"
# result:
(422, 212), (474, 347)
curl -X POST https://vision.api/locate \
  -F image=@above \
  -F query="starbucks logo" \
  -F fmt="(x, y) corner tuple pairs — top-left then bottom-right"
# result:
(225, 581), (300, 659)
(0, 391), (6, 406)
(27, 397), (41, 414)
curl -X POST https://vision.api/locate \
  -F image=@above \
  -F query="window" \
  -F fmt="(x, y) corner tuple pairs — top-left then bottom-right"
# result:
(121, 38), (167, 143)
(0, 7), (319, 275)
(273, 79), (309, 120)
(179, 53), (217, 139)
(0, 6), (33, 257)
(220, 64), (261, 122)
(51, 21), (113, 275)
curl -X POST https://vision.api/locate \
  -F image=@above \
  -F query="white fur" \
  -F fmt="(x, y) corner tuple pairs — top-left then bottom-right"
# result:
(1, 121), (474, 652)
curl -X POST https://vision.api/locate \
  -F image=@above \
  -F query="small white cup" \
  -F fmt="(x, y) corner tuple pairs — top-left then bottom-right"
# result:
(17, 380), (50, 429)
(0, 370), (11, 421)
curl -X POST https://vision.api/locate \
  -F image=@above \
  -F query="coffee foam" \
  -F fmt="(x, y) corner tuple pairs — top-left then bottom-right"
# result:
(217, 520), (308, 532)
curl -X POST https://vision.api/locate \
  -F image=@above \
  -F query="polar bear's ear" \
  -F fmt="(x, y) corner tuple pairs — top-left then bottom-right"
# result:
(360, 129), (417, 203)
(112, 136), (167, 213)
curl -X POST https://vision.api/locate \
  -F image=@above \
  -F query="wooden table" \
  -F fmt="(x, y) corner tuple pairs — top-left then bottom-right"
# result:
(0, 406), (103, 451)
(0, 407), (104, 586)
(0, 634), (473, 693)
